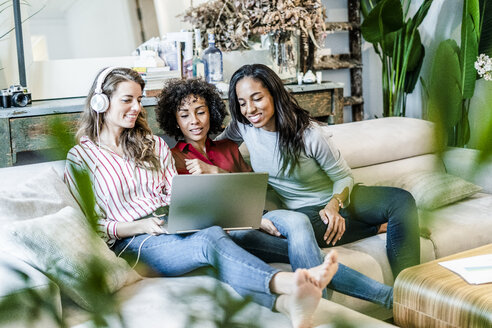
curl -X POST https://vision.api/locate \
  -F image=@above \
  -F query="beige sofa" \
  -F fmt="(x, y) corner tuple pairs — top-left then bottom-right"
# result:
(0, 117), (490, 327)
(245, 117), (492, 320)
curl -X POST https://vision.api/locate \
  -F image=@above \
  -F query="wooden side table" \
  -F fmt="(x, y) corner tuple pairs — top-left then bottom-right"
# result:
(394, 244), (492, 328)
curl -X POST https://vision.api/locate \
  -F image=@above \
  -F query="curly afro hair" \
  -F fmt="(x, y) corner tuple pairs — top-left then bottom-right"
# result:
(156, 78), (227, 140)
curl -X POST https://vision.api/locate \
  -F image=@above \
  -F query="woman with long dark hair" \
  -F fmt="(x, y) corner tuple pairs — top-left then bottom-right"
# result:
(220, 64), (420, 278)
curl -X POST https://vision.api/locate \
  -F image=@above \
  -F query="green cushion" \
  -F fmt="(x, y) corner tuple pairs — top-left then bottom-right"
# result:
(377, 171), (482, 210)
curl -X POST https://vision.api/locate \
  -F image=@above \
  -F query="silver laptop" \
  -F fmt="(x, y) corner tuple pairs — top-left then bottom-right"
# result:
(166, 172), (268, 234)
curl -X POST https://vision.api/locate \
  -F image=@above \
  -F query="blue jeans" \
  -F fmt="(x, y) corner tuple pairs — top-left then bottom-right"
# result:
(296, 185), (420, 278)
(229, 209), (393, 308)
(112, 226), (279, 309)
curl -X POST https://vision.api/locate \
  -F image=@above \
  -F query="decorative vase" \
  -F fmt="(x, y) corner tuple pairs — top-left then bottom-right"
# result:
(268, 30), (300, 84)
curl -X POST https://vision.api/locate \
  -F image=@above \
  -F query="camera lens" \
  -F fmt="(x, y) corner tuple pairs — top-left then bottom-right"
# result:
(12, 92), (29, 107)
(0, 89), (11, 108)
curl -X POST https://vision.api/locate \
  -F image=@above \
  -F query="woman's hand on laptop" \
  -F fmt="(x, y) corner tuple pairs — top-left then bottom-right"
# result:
(185, 159), (227, 174)
(260, 218), (281, 237)
(138, 217), (168, 236)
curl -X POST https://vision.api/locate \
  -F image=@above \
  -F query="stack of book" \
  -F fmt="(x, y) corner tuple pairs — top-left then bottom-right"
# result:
(133, 66), (181, 97)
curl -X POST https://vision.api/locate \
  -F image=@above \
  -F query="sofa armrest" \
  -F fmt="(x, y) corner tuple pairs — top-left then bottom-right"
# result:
(443, 147), (492, 193)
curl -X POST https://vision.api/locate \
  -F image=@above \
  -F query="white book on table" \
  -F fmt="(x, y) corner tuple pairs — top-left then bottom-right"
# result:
(439, 254), (492, 285)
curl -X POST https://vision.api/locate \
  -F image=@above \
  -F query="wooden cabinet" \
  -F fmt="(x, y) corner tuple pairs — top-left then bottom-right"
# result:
(0, 82), (343, 167)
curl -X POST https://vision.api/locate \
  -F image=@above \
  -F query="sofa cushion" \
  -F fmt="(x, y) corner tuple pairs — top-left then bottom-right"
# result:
(0, 206), (141, 310)
(329, 117), (440, 169)
(0, 161), (65, 190)
(0, 166), (79, 222)
(99, 275), (396, 328)
(443, 147), (492, 193)
(0, 251), (62, 327)
(422, 193), (492, 258)
(376, 171), (482, 210)
(352, 154), (445, 186)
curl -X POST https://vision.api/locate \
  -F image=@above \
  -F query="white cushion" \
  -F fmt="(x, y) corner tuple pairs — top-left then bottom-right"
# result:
(0, 206), (141, 310)
(0, 161), (65, 191)
(0, 166), (78, 222)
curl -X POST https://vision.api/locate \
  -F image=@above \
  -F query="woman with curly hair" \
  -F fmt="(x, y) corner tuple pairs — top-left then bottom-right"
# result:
(157, 78), (250, 175)
(156, 78), (394, 309)
(65, 68), (342, 327)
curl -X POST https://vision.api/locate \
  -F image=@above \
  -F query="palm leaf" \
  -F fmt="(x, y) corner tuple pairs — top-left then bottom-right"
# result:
(361, 0), (403, 45)
(460, 0), (480, 99)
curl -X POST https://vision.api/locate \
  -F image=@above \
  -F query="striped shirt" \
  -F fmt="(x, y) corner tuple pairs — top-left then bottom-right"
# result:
(64, 135), (176, 246)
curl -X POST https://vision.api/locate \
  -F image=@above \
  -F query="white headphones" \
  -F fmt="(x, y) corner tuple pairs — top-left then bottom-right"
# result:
(90, 67), (117, 113)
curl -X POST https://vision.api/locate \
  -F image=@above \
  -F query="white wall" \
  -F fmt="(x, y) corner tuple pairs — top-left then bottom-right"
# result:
(6, 0), (146, 98)
(0, 3), (33, 89)
(30, 18), (72, 59)
(64, 0), (139, 59)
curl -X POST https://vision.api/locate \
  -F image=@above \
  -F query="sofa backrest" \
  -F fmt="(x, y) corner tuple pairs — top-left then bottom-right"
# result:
(0, 118), (444, 189)
(0, 160), (65, 191)
(239, 117), (446, 186)
(328, 117), (446, 185)
(328, 117), (440, 168)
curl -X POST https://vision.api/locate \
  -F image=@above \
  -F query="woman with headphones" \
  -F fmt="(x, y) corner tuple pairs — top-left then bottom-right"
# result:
(64, 67), (339, 327)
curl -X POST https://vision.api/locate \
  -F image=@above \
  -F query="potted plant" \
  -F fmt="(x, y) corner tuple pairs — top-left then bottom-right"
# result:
(360, 0), (434, 117)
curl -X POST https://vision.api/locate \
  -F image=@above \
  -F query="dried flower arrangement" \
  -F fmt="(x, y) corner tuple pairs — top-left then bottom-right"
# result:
(181, 0), (327, 71)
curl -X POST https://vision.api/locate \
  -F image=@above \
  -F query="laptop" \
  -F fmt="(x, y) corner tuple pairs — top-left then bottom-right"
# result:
(165, 172), (268, 234)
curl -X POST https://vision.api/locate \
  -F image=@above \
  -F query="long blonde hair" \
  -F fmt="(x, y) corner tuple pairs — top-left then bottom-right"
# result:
(77, 67), (160, 170)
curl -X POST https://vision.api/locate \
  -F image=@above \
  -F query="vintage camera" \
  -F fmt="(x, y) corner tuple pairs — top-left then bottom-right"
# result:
(0, 85), (32, 108)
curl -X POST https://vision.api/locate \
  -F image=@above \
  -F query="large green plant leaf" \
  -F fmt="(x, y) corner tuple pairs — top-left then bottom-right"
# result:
(407, 0), (434, 31)
(405, 45), (425, 93)
(461, 0), (480, 99)
(382, 30), (397, 56)
(361, 0), (403, 44)
(468, 0), (481, 34)
(427, 40), (462, 129)
(406, 29), (423, 71)
(361, 0), (382, 18)
(478, 0), (492, 56)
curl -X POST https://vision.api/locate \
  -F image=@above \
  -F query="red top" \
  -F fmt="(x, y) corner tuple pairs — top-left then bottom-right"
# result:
(171, 138), (252, 174)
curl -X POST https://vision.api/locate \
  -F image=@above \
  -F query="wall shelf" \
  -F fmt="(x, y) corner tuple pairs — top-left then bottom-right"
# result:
(315, 0), (364, 121)
(325, 22), (359, 32)
(313, 54), (361, 70)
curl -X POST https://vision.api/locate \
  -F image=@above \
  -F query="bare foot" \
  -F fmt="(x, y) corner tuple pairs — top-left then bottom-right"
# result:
(288, 269), (322, 328)
(377, 223), (388, 234)
(308, 250), (338, 289)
